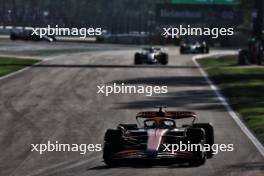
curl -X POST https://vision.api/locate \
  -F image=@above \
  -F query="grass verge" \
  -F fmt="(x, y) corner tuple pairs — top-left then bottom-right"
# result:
(198, 55), (264, 144)
(0, 57), (39, 77)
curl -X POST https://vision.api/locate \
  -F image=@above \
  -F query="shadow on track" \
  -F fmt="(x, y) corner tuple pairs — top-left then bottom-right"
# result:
(111, 76), (225, 111)
(227, 162), (264, 171)
(87, 163), (193, 170)
(111, 76), (207, 86)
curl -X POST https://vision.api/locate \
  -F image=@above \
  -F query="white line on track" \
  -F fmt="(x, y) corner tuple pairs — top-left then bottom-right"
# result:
(192, 53), (264, 157)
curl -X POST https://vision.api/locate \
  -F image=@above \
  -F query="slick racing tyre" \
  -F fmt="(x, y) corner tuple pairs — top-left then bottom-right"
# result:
(10, 33), (17, 40)
(134, 53), (142, 64)
(180, 47), (185, 54)
(160, 53), (168, 65)
(103, 129), (123, 166)
(186, 128), (205, 143)
(193, 123), (214, 158)
(189, 151), (206, 167)
(203, 46), (209, 53)
(186, 128), (207, 166)
(206, 47), (209, 53)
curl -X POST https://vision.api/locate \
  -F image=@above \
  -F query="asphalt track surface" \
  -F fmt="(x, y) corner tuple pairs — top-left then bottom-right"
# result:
(0, 42), (263, 176)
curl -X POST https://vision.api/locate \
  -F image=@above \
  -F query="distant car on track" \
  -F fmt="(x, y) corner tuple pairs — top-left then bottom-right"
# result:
(10, 29), (55, 42)
(180, 41), (209, 54)
(134, 47), (168, 65)
(103, 107), (214, 167)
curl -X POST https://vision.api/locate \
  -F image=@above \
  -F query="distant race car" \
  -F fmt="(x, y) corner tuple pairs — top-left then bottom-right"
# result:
(103, 107), (214, 167)
(10, 29), (55, 42)
(180, 41), (209, 54)
(134, 47), (168, 65)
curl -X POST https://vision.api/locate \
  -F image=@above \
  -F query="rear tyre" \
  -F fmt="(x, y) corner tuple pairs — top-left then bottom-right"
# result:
(186, 128), (205, 143)
(180, 47), (185, 54)
(10, 33), (17, 40)
(189, 152), (206, 167)
(103, 143), (120, 167)
(134, 53), (142, 64)
(103, 129), (123, 166)
(186, 128), (207, 166)
(160, 53), (168, 65)
(193, 123), (214, 158)
(204, 46), (209, 53)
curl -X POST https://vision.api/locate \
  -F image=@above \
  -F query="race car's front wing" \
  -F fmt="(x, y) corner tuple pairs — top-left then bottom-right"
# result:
(181, 46), (204, 54)
(111, 149), (195, 162)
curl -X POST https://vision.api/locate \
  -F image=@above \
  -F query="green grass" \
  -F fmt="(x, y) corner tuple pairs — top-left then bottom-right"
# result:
(0, 57), (39, 77)
(198, 55), (264, 144)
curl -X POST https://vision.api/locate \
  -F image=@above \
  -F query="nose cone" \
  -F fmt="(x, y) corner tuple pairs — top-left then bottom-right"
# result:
(147, 53), (155, 61)
(146, 129), (168, 156)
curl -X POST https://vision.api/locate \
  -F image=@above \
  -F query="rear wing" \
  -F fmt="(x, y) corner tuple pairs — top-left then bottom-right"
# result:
(136, 111), (197, 119)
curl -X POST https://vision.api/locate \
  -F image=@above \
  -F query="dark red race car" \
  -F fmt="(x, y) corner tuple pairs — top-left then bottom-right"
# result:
(103, 107), (214, 167)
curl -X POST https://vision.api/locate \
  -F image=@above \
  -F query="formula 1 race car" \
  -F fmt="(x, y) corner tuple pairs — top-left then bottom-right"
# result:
(10, 29), (55, 42)
(103, 107), (214, 167)
(134, 47), (168, 65)
(180, 41), (209, 54)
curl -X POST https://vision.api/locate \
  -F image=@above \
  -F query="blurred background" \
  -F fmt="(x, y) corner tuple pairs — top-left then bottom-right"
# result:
(0, 0), (261, 46)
